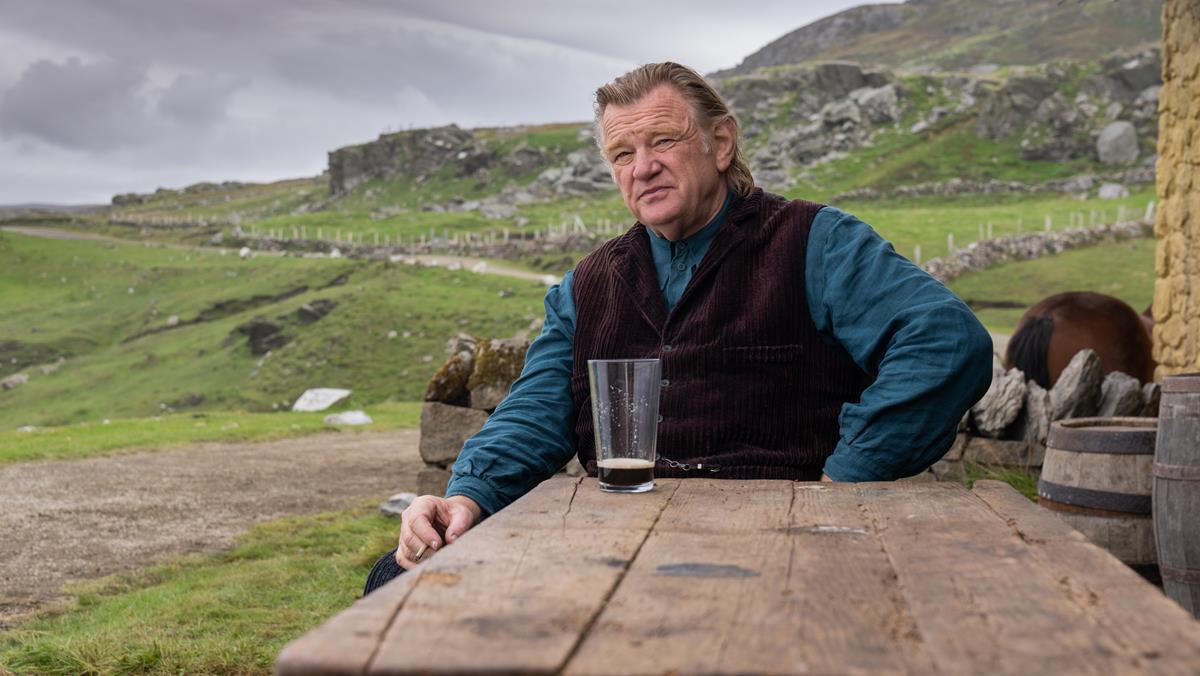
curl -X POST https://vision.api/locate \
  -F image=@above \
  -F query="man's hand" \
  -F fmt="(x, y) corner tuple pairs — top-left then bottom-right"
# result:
(395, 495), (482, 569)
(820, 473), (834, 482)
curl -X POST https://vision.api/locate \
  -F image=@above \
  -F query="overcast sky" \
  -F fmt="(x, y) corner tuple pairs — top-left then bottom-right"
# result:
(0, 0), (894, 204)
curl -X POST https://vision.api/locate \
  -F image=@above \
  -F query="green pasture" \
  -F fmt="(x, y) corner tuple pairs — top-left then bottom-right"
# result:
(0, 505), (397, 676)
(0, 402), (420, 467)
(948, 236), (1156, 333)
(835, 187), (1157, 262)
(0, 231), (547, 430)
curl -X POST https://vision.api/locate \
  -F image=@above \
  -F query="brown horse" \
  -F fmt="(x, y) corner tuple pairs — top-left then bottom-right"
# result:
(1005, 291), (1155, 388)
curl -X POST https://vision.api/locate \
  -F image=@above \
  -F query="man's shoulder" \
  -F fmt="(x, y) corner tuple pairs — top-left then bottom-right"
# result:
(575, 223), (642, 279)
(748, 189), (829, 233)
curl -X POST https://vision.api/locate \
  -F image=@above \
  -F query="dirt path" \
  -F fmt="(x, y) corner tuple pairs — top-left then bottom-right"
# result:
(0, 429), (421, 628)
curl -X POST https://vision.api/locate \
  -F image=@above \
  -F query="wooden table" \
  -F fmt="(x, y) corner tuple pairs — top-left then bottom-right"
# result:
(276, 478), (1200, 675)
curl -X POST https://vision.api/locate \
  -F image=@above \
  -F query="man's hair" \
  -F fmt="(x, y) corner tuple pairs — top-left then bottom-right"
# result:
(593, 62), (754, 198)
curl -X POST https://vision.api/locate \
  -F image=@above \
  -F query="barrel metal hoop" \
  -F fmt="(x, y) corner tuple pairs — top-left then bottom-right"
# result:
(1161, 373), (1200, 393)
(1037, 479), (1152, 514)
(1153, 461), (1200, 481)
(1045, 418), (1157, 454)
(1160, 564), (1200, 584)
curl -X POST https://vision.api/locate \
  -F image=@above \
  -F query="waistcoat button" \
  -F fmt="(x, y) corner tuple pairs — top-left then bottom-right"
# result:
(662, 344), (674, 352)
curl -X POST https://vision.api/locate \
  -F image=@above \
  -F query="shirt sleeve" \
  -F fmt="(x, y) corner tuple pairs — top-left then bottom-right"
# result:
(444, 271), (578, 515)
(806, 207), (994, 481)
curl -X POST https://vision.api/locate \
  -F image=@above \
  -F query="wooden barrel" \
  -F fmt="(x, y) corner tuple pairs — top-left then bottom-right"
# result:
(1155, 374), (1200, 618)
(1038, 417), (1158, 578)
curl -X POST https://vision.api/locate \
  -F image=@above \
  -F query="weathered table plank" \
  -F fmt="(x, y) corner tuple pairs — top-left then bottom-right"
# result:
(566, 480), (934, 675)
(972, 480), (1200, 674)
(366, 476), (678, 675)
(276, 477), (1200, 676)
(859, 481), (1153, 674)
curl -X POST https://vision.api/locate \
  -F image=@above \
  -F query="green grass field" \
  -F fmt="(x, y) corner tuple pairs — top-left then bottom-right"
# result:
(0, 505), (398, 676)
(947, 236), (1155, 333)
(0, 231), (547, 430)
(0, 401), (421, 467)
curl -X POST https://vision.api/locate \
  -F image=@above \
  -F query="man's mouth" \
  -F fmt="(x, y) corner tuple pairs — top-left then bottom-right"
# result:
(639, 186), (669, 200)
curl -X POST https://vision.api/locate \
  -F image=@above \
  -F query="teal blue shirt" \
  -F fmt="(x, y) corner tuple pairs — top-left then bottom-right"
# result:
(447, 202), (993, 516)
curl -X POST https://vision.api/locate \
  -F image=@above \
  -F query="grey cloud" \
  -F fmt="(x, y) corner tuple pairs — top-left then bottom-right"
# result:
(158, 73), (247, 126)
(0, 56), (160, 151)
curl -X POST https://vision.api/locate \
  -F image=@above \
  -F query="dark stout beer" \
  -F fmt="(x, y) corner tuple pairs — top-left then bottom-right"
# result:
(597, 458), (654, 492)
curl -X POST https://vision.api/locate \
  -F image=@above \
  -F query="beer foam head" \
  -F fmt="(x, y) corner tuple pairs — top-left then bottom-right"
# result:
(596, 457), (655, 469)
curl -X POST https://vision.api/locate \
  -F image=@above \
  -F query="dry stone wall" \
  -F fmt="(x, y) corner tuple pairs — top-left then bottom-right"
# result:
(1153, 0), (1200, 376)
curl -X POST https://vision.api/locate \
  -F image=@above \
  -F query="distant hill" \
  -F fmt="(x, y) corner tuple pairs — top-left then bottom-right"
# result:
(713, 0), (1161, 76)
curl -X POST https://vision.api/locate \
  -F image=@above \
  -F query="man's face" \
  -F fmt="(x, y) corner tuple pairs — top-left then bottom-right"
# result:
(601, 85), (734, 241)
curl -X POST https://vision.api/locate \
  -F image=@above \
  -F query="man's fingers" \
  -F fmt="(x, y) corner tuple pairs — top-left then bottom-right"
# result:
(444, 505), (476, 543)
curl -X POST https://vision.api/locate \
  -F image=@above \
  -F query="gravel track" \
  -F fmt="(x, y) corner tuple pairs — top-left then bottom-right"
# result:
(0, 429), (420, 628)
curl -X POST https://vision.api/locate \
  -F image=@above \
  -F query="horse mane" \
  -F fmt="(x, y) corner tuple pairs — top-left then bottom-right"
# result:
(1006, 314), (1054, 388)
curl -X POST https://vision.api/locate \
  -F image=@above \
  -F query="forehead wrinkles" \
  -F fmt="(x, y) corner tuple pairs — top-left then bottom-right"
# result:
(602, 99), (699, 150)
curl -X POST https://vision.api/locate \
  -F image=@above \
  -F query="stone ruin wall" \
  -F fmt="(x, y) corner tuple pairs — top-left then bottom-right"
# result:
(1153, 0), (1200, 376)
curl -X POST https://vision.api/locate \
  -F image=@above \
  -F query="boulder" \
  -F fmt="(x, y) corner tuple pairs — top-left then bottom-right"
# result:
(1096, 121), (1139, 165)
(1050, 349), (1103, 420)
(292, 388), (352, 412)
(232, 317), (287, 355)
(1008, 379), (1051, 446)
(468, 338), (530, 411)
(425, 350), (474, 407)
(1097, 182), (1130, 199)
(420, 401), (489, 466)
(821, 99), (862, 127)
(1, 373), (29, 390)
(943, 433), (970, 461)
(971, 368), (1027, 438)
(417, 466), (453, 497)
(324, 410), (373, 426)
(964, 437), (1044, 468)
(379, 492), (417, 518)
(561, 456), (586, 477)
(1140, 382), (1162, 417)
(849, 85), (899, 123)
(297, 299), (337, 324)
(1097, 371), (1144, 417)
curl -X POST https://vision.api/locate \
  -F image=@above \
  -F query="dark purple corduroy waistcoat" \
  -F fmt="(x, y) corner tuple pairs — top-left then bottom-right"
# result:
(570, 188), (871, 480)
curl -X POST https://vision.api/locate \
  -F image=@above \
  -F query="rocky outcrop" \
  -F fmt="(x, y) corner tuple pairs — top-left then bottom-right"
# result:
(416, 332), (583, 496)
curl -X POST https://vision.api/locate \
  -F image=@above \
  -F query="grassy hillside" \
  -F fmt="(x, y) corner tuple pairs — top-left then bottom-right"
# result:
(723, 0), (1160, 74)
(0, 230), (547, 429)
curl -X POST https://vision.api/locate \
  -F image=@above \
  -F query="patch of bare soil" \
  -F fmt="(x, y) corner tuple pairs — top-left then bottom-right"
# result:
(0, 429), (421, 628)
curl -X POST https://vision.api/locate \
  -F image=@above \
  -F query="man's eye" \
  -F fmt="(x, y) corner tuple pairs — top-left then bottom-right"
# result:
(613, 151), (632, 164)
(655, 138), (675, 147)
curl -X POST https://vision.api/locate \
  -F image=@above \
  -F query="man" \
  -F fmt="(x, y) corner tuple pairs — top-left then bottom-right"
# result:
(364, 62), (993, 592)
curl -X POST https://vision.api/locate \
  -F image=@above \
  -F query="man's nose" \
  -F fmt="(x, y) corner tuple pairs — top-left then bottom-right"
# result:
(631, 150), (660, 180)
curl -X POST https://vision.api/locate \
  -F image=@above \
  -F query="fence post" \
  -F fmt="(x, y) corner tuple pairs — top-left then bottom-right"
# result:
(947, 232), (956, 255)
(1044, 215), (1052, 232)
(914, 244), (922, 266)
(1145, 200), (1156, 222)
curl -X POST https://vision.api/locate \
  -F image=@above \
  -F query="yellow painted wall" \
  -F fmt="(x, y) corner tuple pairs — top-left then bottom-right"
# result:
(1153, 0), (1200, 376)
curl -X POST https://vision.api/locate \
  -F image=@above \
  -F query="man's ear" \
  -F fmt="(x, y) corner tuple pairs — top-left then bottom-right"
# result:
(711, 116), (737, 172)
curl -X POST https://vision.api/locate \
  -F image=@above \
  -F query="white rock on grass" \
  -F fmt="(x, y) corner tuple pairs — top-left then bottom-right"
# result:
(380, 492), (417, 518)
(324, 410), (373, 426)
(2, 373), (29, 390)
(292, 388), (352, 412)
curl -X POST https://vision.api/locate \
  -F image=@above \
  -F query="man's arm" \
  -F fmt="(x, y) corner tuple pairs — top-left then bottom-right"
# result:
(443, 272), (578, 515)
(806, 207), (993, 481)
